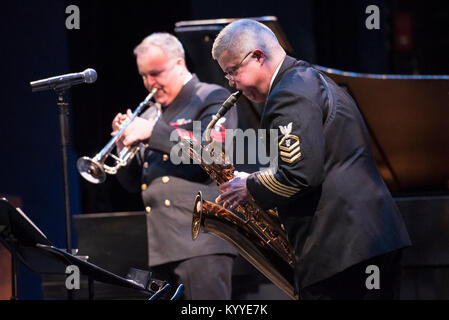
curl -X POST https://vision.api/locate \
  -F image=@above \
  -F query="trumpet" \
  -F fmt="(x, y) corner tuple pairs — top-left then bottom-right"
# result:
(77, 88), (159, 184)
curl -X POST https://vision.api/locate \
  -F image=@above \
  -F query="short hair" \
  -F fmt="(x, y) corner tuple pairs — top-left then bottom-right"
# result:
(212, 19), (282, 61)
(134, 32), (185, 60)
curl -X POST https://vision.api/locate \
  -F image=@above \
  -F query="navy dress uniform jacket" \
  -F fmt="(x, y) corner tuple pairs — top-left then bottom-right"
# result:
(117, 75), (238, 267)
(246, 56), (411, 289)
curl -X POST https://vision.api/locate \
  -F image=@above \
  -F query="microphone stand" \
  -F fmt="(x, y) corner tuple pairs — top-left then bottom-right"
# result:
(56, 89), (72, 255)
(31, 70), (97, 299)
(55, 88), (74, 300)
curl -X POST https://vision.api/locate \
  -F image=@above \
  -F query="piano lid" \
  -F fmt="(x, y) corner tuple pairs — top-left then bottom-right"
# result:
(315, 66), (449, 193)
(175, 16), (294, 55)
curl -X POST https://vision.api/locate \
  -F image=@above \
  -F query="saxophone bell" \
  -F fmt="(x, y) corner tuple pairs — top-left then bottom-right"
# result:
(192, 189), (298, 300)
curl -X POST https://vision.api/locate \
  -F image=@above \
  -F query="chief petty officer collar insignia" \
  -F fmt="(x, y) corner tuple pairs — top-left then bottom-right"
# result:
(278, 122), (301, 164)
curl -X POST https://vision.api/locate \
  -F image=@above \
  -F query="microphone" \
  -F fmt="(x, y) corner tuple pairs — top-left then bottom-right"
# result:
(30, 68), (97, 92)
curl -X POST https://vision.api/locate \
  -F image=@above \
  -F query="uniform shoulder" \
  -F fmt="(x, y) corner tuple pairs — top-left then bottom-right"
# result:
(271, 62), (322, 102)
(196, 80), (230, 95)
(194, 80), (231, 104)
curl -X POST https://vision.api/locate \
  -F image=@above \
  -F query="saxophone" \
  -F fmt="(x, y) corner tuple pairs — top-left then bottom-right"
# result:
(181, 91), (298, 300)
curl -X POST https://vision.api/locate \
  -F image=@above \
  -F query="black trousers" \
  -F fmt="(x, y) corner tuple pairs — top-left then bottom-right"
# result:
(299, 249), (403, 300)
(150, 254), (235, 300)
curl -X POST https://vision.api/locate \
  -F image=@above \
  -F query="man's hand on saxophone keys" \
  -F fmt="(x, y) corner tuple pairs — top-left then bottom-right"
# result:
(216, 171), (252, 210)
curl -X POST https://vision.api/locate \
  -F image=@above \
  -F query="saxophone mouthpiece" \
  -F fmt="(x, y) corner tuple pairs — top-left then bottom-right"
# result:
(205, 91), (241, 143)
(217, 90), (242, 118)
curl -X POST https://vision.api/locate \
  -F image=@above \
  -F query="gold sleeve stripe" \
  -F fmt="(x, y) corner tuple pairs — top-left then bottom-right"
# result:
(257, 173), (294, 198)
(262, 172), (298, 196)
(263, 170), (301, 193)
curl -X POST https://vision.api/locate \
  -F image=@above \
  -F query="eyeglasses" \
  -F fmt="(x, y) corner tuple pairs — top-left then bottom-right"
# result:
(224, 51), (253, 81)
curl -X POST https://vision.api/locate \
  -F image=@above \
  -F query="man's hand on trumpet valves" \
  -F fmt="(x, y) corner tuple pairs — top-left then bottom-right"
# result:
(111, 109), (156, 150)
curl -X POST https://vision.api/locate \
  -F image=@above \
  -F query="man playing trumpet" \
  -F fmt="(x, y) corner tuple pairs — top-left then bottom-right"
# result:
(112, 32), (238, 300)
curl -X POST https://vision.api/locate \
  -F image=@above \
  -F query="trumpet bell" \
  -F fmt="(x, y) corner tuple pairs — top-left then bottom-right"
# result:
(76, 156), (106, 184)
(76, 88), (159, 184)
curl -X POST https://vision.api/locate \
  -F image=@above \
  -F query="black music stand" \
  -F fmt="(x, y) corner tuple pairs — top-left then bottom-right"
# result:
(0, 198), (183, 300)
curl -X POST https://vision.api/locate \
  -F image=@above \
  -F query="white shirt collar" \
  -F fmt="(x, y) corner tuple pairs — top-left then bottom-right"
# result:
(268, 57), (285, 93)
(183, 72), (193, 85)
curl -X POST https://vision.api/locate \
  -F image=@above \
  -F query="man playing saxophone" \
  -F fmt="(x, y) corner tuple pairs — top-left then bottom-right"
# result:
(212, 19), (411, 300)
(112, 32), (238, 300)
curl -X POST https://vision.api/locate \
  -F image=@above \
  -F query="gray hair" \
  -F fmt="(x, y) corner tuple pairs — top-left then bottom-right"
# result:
(212, 19), (282, 61)
(134, 32), (185, 60)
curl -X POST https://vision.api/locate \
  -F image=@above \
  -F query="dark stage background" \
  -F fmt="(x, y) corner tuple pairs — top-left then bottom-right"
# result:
(1, 0), (448, 299)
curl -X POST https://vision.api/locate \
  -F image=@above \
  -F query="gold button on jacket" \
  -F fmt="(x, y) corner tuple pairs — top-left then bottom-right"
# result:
(164, 199), (171, 207)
